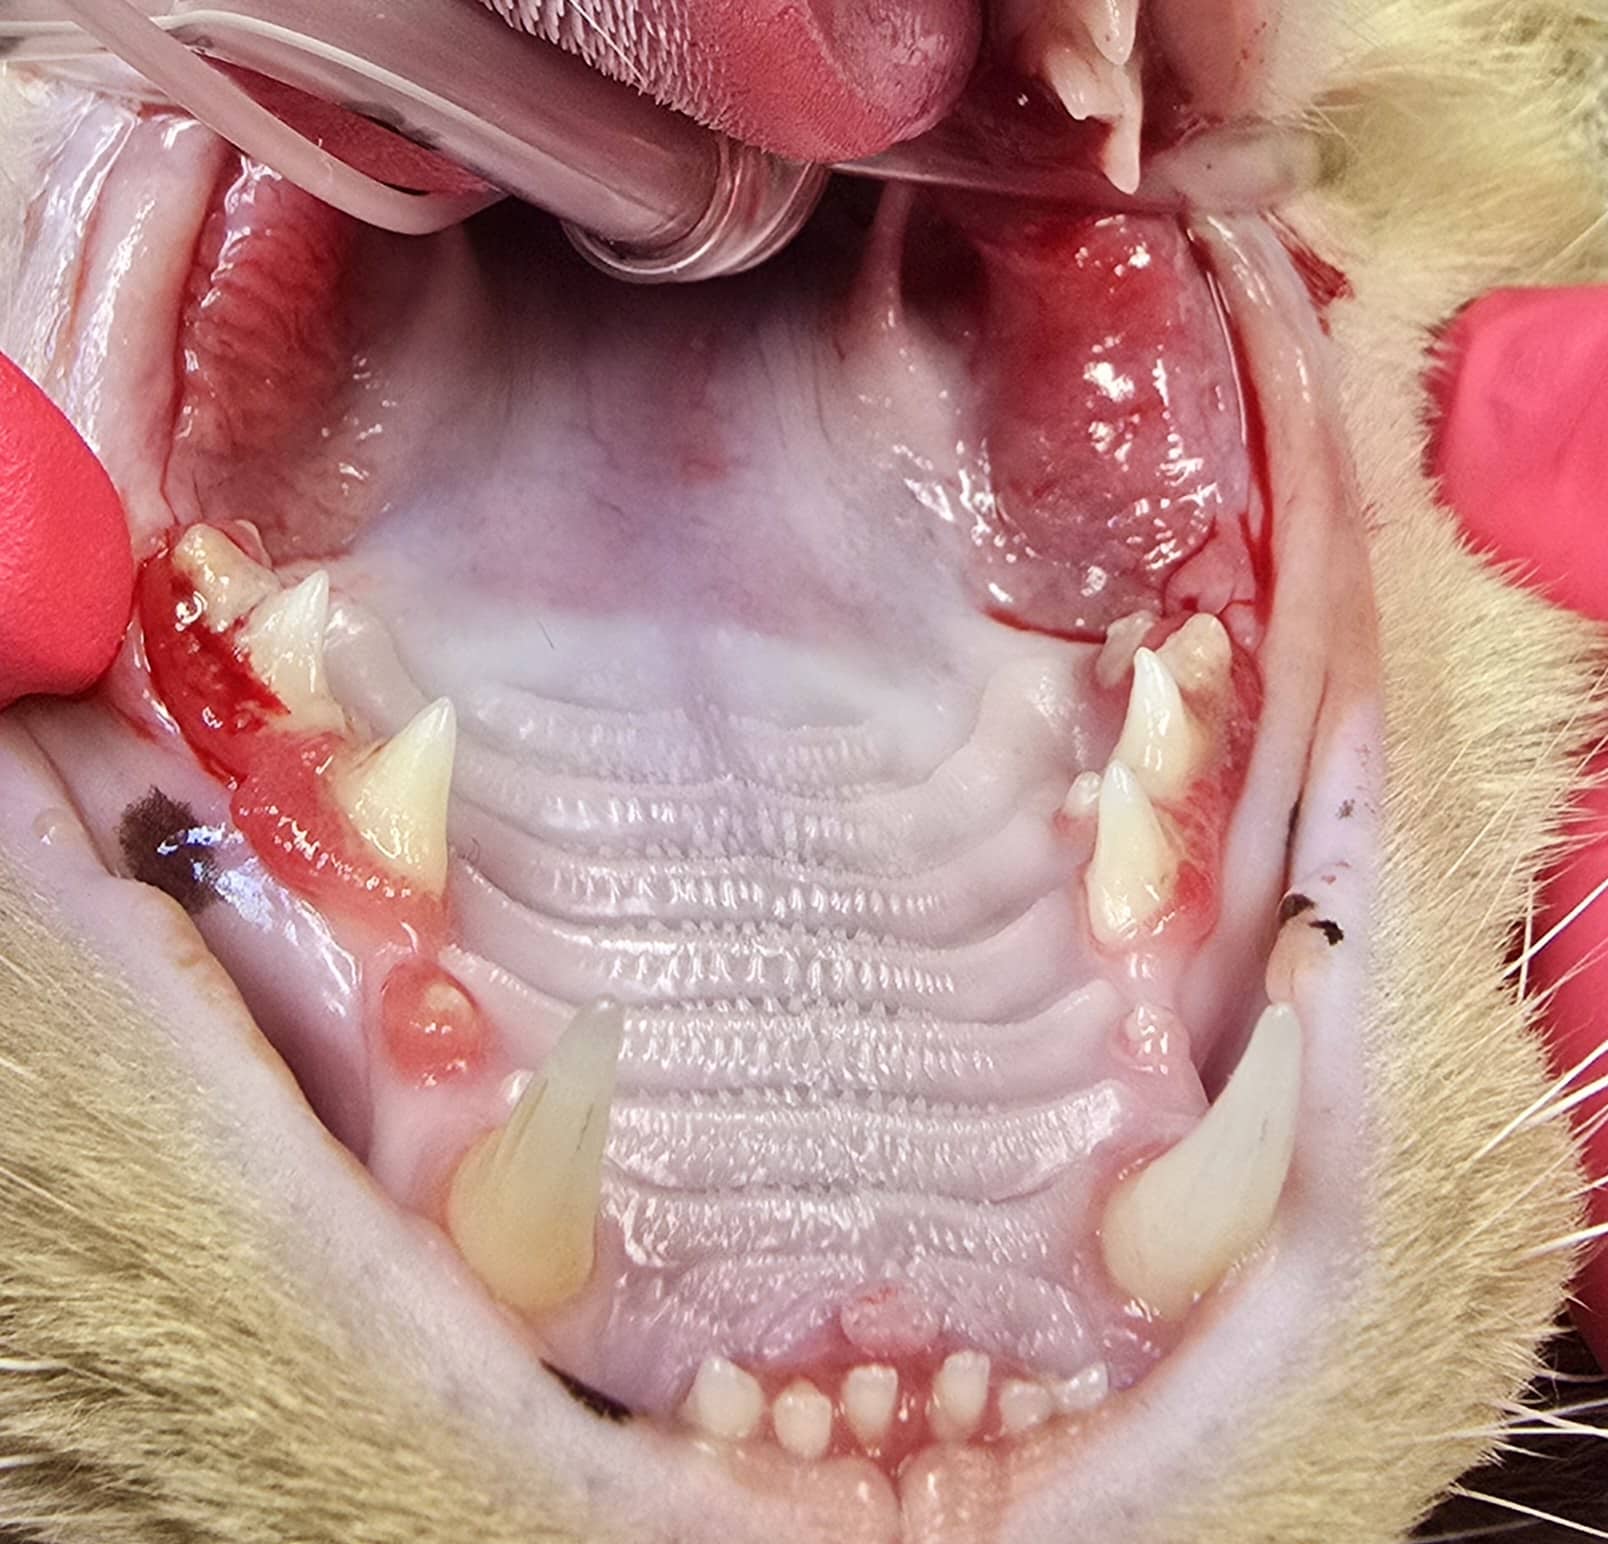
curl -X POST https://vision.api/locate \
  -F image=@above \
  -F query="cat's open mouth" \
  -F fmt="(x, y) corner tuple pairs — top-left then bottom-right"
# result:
(2, 4), (1388, 1531)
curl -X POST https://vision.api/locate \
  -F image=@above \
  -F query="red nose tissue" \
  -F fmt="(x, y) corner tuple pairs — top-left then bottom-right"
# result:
(1431, 285), (1608, 1372)
(0, 352), (133, 710)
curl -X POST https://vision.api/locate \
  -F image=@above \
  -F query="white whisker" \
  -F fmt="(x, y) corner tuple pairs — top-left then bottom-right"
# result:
(1520, 1216), (1608, 1261)
(1449, 1488), (1608, 1540)
(1505, 873), (1608, 980)
(1468, 1034), (1608, 1166)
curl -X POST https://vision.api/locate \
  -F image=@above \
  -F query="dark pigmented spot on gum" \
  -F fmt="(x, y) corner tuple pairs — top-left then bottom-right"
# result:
(117, 788), (222, 915)
(1310, 918), (1345, 946)
(1279, 892), (1316, 924)
(543, 1362), (633, 1423)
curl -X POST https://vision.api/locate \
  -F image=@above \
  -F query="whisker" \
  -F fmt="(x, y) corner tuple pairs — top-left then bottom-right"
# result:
(1519, 1216), (1608, 1262)
(1448, 1488), (1608, 1540)
(1504, 873), (1608, 980)
(1467, 1034), (1608, 1167)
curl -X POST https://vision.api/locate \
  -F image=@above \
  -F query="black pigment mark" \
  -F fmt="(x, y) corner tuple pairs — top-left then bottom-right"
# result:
(544, 1362), (633, 1423)
(1286, 798), (1302, 842)
(117, 789), (223, 915)
(1338, 798), (1355, 819)
(1309, 918), (1344, 946)
(1279, 892), (1316, 924)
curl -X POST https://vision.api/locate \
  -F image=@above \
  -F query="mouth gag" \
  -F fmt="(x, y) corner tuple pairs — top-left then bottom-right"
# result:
(0, 0), (1320, 282)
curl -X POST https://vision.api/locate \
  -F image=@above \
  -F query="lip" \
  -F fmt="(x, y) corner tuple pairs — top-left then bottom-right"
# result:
(0, 57), (1578, 1544)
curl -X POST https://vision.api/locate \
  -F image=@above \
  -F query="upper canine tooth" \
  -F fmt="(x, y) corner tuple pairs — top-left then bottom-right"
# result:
(1088, 0), (1138, 65)
(1113, 648), (1198, 802)
(172, 524), (277, 630)
(339, 698), (455, 893)
(684, 1356), (764, 1441)
(1085, 759), (1178, 946)
(445, 997), (624, 1314)
(1158, 614), (1232, 695)
(236, 571), (345, 733)
(928, 1349), (990, 1441)
(1100, 1002), (1303, 1319)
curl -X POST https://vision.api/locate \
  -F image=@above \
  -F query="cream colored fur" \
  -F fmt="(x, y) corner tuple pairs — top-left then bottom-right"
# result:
(2, 1), (1607, 1539)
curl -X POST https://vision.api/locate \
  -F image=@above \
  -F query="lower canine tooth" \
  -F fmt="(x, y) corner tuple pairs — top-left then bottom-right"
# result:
(997, 1379), (1053, 1435)
(1085, 759), (1178, 945)
(772, 1379), (833, 1459)
(1101, 1003), (1303, 1319)
(339, 698), (456, 893)
(445, 998), (624, 1314)
(684, 1356), (764, 1441)
(843, 1364), (898, 1448)
(929, 1350), (990, 1441)
(1113, 648), (1198, 802)
(237, 571), (344, 733)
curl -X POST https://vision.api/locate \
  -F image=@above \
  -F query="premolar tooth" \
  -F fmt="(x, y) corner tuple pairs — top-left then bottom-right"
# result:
(1101, 1003), (1303, 1319)
(928, 1350), (990, 1442)
(339, 698), (456, 893)
(172, 524), (276, 630)
(236, 572), (344, 733)
(1096, 608), (1158, 689)
(843, 1364), (898, 1448)
(684, 1356), (764, 1441)
(997, 1379), (1053, 1435)
(772, 1379), (833, 1459)
(445, 997), (624, 1314)
(1158, 613), (1232, 695)
(1113, 648), (1199, 802)
(1085, 759), (1178, 945)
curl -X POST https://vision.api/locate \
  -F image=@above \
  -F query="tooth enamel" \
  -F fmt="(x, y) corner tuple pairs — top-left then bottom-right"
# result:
(1049, 1362), (1109, 1414)
(1085, 759), (1178, 945)
(1113, 648), (1199, 802)
(772, 1379), (833, 1459)
(1095, 608), (1158, 689)
(997, 1379), (1053, 1435)
(172, 524), (277, 630)
(236, 571), (345, 733)
(1041, 40), (1123, 121)
(1157, 613), (1232, 695)
(1100, 50), (1144, 195)
(684, 1356), (765, 1441)
(1062, 769), (1103, 820)
(1101, 1002), (1303, 1320)
(445, 997), (624, 1314)
(928, 1350), (990, 1442)
(339, 698), (456, 893)
(1084, 0), (1138, 65)
(843, 1364), (898, 1448)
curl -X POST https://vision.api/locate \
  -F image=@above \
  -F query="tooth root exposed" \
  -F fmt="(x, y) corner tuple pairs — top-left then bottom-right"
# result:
(843, 1364), (898, 1448)
(1085, 759), (1178, 945)
(772, 1379), (833, 1459)
(997, 1378), (1053, 1435)
(172, 523), (277, 630)
(445, 998), (624, 1315)
(1158, 613), (1232, 695)
(684, 1356), (765, 1441)
(1101, 1003), (1303, 1320)
(928, 1350), (990, 1442)
(1113, 647), (1199, 802)
(236, 571), (345, 733)
(340, 697), (456, 893)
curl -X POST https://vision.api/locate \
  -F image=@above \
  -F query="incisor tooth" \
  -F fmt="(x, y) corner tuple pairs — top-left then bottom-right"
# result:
(1049, 1362), (1109, 1414)
(772, 1379), (833, 1459)
(1113, 648), (1198, 802)
(1085, 759), (1178, 945)
(445, 998), (624, 1314)
(172, 524), (276, 630)
(684, 1356), (764, 1441)
(843, 1364), (898, 1448)
(997, 1378), (1053, 1435)
(236, 571), (345, 733)
(1158, 613), (1232, 695)
(1101, 1002), (1303, 1319)
(340, 698), (455, 893)
(928, 1350), (990, 1441)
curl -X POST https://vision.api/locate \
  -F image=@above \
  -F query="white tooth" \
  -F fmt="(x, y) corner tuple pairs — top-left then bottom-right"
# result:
(236, 571), (345, 733)
(1158, 614), (1232, 695)
(683, 1356), (764, 1442)
(928, 1350), (990, 1442)
(1101, 1002), (1303, 1320)
(1099, 50), (1144, 196)
(172, 524), (277, 630)
(1048, 1362), (1109, 1414)
(445, 998), (623, 1314)
(997, 1379), (1053, 1436)
(1062, 769), (1103, 820)
(1113, 648), (1199, 802)
(772, 1379), (833, 1460)
(339, 698), (456, 893)
(1041, 40), (1124, 121)
(1095, 608), (1158, 689)
(842, 1364), (899, 1448)
(1085, 759), (1178, 946)
(1085, 0), (1138, 65)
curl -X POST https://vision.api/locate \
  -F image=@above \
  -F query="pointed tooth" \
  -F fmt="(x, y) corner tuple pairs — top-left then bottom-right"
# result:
(1085, 759), (1178, 946)
(843, 1364), (898, 1448)
(1158, 613), (1232, 695)
(1113, 648), (1199, 802)
(1101, 1003), (1303, 1319)
(1041, 40), (1124, 121)
(1063, 769), (1103, 820)
(1095, 608), (1158, 689)
(1085, 0), (1138, 65)
(997, 1379), (1053, 1435)
(1048, 1362), (1109, 1414)
(236, 571), (345, 733)
(1100, 51), (1144, 195)
(928, 1350), (990, 1441)
(683, 1356), (764, 1441)
(340, 698), (456, 893)
(445, 998), (623, 1314)
(772, 1379), (833, 1459)
(172, 524), (276, 630)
